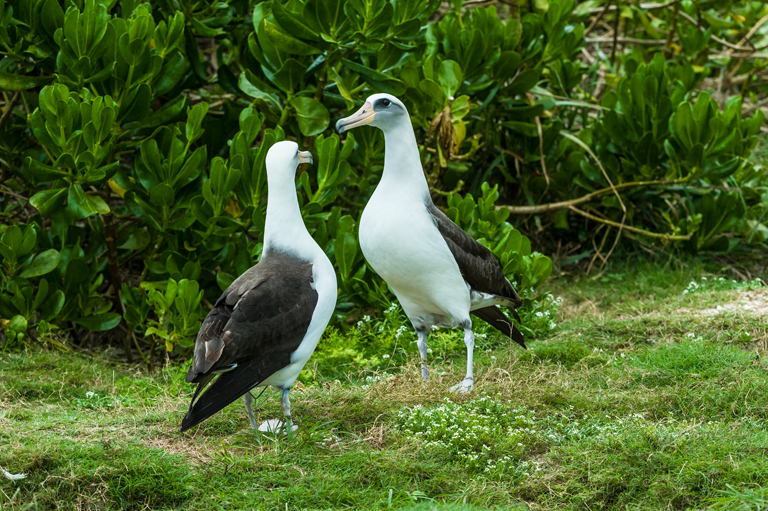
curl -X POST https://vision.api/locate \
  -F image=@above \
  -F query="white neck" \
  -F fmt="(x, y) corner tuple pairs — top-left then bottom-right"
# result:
(379, 119), (430, 199)
(263, 173), (315, 256)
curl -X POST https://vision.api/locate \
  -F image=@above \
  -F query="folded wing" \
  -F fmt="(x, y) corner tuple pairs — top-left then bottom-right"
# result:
(181, 254), (317, 431)
(426, 203), (525, 347)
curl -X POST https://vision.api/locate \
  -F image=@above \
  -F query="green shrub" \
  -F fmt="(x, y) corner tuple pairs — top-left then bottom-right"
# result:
(1, 0), (766, 365)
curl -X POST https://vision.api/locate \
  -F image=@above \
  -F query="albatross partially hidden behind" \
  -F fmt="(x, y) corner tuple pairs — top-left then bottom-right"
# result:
(336, 94), (525, 393)
(181, 141), (337, 432)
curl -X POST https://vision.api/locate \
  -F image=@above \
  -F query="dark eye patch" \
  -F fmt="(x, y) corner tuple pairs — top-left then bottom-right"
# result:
(375, 98), (392, 109)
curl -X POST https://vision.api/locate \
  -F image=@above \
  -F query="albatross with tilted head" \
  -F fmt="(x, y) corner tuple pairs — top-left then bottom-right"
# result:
(181, 141), (337, 432)
(336, 94), (525, 393)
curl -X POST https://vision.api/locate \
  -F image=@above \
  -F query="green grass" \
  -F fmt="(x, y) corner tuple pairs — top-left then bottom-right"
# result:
(3, 256), (768, 510)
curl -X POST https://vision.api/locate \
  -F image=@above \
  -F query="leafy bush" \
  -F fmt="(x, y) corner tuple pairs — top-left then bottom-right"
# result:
(1, 0), (766, 364)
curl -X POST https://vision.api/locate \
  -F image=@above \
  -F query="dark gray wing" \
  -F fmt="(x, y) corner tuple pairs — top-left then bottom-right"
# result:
(426, 202), (522, 306)
(181, 251), (317, 431)
(426, 202), (526, 348)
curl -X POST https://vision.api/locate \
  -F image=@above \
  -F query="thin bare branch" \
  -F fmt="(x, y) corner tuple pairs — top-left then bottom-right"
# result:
(586, 37), (666, 46)
(497, 179), (685, 215)
(559, 131), (626, 214)
(0, 91), (20, 132)
(569, 205), (691, 240)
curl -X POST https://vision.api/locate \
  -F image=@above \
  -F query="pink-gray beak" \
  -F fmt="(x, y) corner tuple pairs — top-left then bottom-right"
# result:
(336, 102), (375, 133)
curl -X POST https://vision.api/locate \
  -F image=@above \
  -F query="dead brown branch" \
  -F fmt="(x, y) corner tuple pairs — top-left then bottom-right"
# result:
(497, 179), (686, 215)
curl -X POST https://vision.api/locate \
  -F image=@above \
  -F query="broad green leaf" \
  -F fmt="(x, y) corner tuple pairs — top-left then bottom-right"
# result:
(26, 157), (70, 181)
(315, 0), (343, 39)
(342, 59), (407, 95)
(150, 183), (175, 208)
(40, 0), (65, 38)
(67, 183), (110, 219)
(0, 72), (53, 90)
(334, 232), (356, 278)
(40, 290), (66, 321)
(271, 0), (321, 41)
(438, 60), (463, 98)
(190, 17), (224, 37)
(30, 187), (68, 217)
(263, 20), (320, 56)
(153, 51), (187, 96)
(273, 59), (308, 93)
(118, 228), (151, 250)
(506, 69), (540, 95)
(1, 226), (22, 255)
(74, 313), (121, 331)
(492, 51), (521, 82)
(184, 29), (208, 82)
(20, 249), (60, 278)
(503, 121), (538, 137)
(7, 315), (27, 334)
(239, 72), (282, 114)
(289, 97), (330, 136)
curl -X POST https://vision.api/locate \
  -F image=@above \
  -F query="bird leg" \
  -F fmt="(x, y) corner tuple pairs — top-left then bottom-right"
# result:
(449, 325), (475, 394)
(243, 391), (257, 429)
(281, 388), (293, 433)
(416, 329), (429, 380)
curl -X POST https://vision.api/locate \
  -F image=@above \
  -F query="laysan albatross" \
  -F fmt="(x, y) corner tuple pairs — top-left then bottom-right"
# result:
(336, 94), (525, 393)
(181, 141), (337, 432)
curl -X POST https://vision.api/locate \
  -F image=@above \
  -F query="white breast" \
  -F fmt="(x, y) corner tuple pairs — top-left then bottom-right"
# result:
(359, 193), (470, 321)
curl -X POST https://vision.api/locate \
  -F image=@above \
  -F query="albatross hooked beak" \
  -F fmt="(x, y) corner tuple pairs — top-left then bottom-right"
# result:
(336, 102), (374, 134)
(298, 150), (313, 164)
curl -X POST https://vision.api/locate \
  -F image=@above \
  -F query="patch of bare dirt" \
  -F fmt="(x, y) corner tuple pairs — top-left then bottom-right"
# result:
(142, 435), (213, 465)
(560, 296), (604, 321)
(683, 289), (768, 317)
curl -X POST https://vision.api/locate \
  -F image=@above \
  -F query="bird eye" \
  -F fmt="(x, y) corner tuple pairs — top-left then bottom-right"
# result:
(381, 98), (391, 107)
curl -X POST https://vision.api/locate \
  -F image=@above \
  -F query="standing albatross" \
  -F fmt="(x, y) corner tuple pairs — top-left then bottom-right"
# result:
(336, 93), (525, 393)
(181, 141), (337, 432)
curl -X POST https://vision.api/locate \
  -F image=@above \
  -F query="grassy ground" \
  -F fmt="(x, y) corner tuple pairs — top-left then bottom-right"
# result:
(2, 256), (768, 510)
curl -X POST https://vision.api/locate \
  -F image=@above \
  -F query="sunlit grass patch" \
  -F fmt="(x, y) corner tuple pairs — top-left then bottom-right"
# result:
(707, 484), (768, 510)
(525, 339), (593, 368)
(627, 338), (755, 385)
(542, 414), (768, 510)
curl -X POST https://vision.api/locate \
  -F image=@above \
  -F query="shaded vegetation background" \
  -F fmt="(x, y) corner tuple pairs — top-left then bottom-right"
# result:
(0, 0), (767, 371)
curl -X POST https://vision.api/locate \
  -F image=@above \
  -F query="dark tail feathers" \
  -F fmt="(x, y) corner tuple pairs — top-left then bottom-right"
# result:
(471, 306), (526, 349)
(180, 361), (262, 432)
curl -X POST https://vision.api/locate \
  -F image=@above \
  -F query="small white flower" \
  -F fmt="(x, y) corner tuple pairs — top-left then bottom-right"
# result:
(86, 391), (95, 398)
(490, 355), (496, 360)
(382, 354), (390, 359)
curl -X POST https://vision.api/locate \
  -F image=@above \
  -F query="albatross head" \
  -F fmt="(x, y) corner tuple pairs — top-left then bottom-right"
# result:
(336, 94), (408, 134)
(266, 141), (313, 178)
